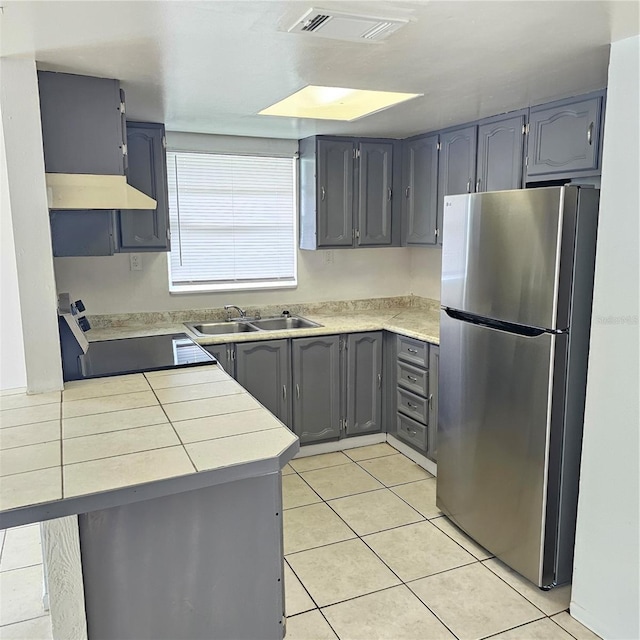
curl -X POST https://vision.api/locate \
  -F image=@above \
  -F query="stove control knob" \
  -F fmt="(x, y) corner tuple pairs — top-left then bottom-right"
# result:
(75, 300), (86, 313)
(77, 317), (91, 332)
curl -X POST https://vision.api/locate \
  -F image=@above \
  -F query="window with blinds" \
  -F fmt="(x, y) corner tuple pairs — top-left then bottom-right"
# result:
(166, 151), (297, 292)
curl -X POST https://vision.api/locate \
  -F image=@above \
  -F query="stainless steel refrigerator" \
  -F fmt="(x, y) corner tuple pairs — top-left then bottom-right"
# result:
(436, 186), (599, 588)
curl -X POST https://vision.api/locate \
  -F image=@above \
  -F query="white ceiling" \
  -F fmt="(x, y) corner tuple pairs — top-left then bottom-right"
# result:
(1, 1), (638, 139)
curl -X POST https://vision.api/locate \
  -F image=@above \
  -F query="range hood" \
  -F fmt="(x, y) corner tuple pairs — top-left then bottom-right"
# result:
(45, 173), (157, 210)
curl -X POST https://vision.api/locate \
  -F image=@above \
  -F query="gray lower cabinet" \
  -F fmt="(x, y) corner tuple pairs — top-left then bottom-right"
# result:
(527, 93), (604, 179)
(395, 335), (437, 461)
(203, 344), (235, 377)
(476, 113), (526, 192)
(437, 125), (477, 245)
(291, 336), (341, 444)
(402, 134), (439, 246)
(119, 122), (170, 252)
(235, 340), (291, 426)
(345, 332), (383, 435)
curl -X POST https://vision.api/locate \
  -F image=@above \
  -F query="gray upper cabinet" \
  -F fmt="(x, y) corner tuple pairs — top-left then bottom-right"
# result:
(299, 136), (398, 250)
(427, 344), (439, 462)
(345, 332), (383, 435)
(402, 134), (439, 246)
(527, 93), (604, 179)
(119, 122), (170, 252)
(476, 113), (525, 192)
(316, 139), (355, 247)
(437, 125), (477, 245)
(50, 211), (118, 257)
(357, 142), (393, 246)
(235, 340), (291, 426)
(291, 336), (341, 444)
(38, 71), (126, 176)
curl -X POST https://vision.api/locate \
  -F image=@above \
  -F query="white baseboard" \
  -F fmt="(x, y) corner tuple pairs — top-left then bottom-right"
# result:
(386, 434), (437, 476)
(295, 433), (386, 458)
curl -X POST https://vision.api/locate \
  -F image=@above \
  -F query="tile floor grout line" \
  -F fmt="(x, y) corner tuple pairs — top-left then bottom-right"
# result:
(548, 614), (585, 640)
(316, 607), (341, 640)
(0, 436), (62, 451)
(284, 557), (323, 613)
(0, 462), (61, 480)
(0, 561), (44, 574)
(479, 558), (567, 619)
(428, 516), (496, 562)
(476, 611), (550, 639)
(0, 611), (51, 630)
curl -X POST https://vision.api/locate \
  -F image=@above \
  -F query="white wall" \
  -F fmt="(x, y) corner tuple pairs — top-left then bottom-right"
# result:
(409, 247), (442, 301)
(571, 35), (639, 640)
(0, 104), (27, 391)
(0, 58), (62, 393)
(54, 247), (413, 314)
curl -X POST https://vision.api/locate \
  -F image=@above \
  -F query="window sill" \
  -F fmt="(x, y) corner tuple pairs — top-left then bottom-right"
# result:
(169, 280), (298, 295)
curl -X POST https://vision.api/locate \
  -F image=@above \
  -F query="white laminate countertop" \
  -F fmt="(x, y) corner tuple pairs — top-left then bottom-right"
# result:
(86, 306), (441, 346)
(0, 365), (299, 528)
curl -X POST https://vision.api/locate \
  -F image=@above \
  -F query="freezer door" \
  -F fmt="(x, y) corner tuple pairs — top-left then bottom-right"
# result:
(441, 187), (577, 330)
(436, 310), (568, 586)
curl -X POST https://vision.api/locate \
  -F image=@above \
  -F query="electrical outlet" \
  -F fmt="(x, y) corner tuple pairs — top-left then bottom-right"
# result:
(129, 253), (142, 271)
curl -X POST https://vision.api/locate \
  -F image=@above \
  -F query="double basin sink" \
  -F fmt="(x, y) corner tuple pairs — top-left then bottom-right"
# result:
(185, 315), (322, 337)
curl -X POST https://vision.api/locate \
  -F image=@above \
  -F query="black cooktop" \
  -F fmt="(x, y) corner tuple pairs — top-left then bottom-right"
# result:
(79, 333), (215, 379)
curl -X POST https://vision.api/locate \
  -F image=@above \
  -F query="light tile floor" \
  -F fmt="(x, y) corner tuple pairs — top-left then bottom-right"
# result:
(0, 443), (602, 640)
(283, 443), (603, 640)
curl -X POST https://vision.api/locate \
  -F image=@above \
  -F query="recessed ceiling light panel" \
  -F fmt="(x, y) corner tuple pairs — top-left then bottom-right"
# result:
(258, 85), (422, 121)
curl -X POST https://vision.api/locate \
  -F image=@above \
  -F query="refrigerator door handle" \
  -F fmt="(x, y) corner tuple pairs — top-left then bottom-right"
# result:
(443, 308), (547, 337)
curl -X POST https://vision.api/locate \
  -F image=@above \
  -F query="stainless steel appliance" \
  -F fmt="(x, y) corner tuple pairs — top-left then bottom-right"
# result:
(437, 186), (599, 588)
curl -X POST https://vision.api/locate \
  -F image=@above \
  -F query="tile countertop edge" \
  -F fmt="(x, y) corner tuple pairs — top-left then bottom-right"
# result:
(0, 435), (299, 530)
(86, 308), (441, 346)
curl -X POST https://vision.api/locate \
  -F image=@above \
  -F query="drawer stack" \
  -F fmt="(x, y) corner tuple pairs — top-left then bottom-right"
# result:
(396, 335), (430, 454)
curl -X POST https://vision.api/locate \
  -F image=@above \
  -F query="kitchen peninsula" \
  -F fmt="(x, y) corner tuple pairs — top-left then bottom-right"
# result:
(0, 366), (298, 640)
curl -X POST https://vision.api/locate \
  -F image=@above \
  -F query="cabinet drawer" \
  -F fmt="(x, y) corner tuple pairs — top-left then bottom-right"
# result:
(396, 413), (428, 451)
(397, 361), (428, 397)
(396, 335), (428, 368)
(397, 388), (428, 425)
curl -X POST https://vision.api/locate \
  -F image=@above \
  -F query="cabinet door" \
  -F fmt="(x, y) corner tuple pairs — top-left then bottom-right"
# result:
(38, 71), (125, 175)
(357, 142), (393, 246)
(402, 134), (439, 246)
(427, 344), (439, 462)
(50, 211), (117, 256)
(437, 125), (477, 245)
(317, 140), (354, 247)
(291, 336), (341, 444)
(346, 332), (383, 435)
(203, 344), (234, 377)
(476, 115), (525, 192)
(119, 122), (170, 251)
(527, 96), (602, 177)
(235, 340), (291, 426)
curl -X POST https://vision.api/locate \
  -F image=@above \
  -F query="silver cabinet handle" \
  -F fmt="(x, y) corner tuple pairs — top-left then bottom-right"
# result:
(321, 186), (326, 201)
(296, 384), (300, 399)
(377, 373), (382, 389)
(467, 180), (472, 193)
(387, 187), (392, 201)
(405, 186), (410, 198)
(429, 393), (433, 410)
(407, 375), (418, 382)
(407, 402), (417, 409)
(283, 385), (287, 400)
(476, 178), (481, 192)
(408, 429), (417, 436)
(407, 348), (418, 354)
(587, 122), (594, 145)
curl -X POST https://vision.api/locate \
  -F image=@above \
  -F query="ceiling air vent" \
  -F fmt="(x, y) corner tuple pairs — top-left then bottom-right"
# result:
(288, 8), (409, 42)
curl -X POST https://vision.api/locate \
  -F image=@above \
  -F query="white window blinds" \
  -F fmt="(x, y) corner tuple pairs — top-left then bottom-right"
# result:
(167, 151), (296, 291)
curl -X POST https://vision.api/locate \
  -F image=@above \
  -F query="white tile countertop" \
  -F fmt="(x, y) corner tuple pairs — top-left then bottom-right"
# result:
(0, 365), (299, 528)
(85, 301), (441, 347)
